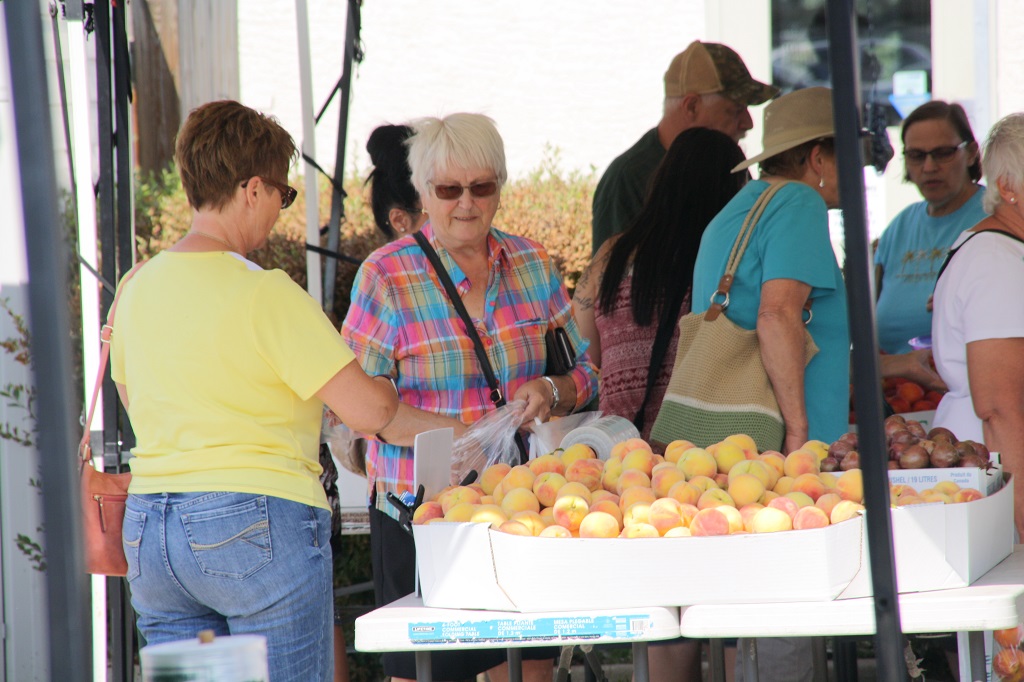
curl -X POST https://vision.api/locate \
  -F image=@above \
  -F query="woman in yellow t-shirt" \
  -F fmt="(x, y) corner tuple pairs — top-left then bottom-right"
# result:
(110, 100), (398, 682)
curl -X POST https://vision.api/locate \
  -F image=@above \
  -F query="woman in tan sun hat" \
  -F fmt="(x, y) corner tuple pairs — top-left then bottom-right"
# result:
(690, 85), (845, 681)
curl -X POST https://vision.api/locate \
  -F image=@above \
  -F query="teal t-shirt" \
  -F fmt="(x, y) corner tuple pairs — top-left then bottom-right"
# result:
(692, 180), (850, 443)
(874, 186), (987, 354)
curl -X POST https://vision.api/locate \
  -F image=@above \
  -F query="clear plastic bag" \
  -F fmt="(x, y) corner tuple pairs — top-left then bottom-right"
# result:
(450, 400), (527, 485)
(527, 411), (602, 459)
(321, 410), (367, 477)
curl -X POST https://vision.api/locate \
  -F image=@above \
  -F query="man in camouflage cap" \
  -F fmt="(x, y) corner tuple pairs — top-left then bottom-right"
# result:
(591, 40), (778, 254)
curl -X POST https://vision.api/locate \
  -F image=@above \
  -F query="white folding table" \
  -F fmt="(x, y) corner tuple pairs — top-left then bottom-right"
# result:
(679, 546), (1024, 682)
(355, 593), (681, 682)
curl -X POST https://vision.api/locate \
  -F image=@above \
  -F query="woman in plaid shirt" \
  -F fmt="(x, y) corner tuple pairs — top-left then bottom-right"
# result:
(342, 113), (597, 682)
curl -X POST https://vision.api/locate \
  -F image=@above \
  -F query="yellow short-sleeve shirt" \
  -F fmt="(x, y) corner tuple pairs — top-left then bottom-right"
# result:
(110, 251), (354, 510)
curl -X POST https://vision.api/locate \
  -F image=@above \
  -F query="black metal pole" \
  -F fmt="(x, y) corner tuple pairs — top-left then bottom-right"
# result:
(825, 2), (907, 680)
(3, 3), (92, 680)
(322, 0), (361, 313)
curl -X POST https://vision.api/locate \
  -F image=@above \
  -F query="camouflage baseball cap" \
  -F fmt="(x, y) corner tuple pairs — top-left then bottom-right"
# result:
(664, 41), (779, 106)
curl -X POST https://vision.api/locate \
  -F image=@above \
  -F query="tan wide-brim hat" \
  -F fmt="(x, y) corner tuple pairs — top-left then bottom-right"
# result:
(733, 87), (835, 172)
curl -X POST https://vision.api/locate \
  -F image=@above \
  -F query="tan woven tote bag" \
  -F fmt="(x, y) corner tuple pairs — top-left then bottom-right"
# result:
(650, 181), (818, 452)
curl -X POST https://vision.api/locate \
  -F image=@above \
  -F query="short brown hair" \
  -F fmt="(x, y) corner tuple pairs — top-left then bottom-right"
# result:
(174, 100), (297, 211)
(759, 137), (835, 178)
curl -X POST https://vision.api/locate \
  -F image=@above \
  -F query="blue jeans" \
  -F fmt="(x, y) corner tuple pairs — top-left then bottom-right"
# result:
(124, 492), (333, 682)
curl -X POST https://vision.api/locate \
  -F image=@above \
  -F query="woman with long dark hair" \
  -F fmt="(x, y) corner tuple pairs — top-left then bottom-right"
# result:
(574, 127), (748, 439)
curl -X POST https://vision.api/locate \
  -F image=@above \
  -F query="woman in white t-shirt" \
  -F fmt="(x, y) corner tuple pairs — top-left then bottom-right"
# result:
(932, 112), (1024, 537)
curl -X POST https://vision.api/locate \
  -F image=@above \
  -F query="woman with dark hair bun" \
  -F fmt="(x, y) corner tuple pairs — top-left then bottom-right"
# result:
(365, 124), (426, 239)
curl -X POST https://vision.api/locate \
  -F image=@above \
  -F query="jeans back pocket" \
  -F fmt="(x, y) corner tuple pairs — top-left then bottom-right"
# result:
(181, 496), (272, 579)
(122, 508), (146, 582)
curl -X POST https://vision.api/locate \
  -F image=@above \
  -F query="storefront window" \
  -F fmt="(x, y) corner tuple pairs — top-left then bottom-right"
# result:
(771, 0), (931, 125)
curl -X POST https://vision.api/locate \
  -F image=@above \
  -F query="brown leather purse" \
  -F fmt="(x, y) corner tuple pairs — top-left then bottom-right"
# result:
(79, 262), (143, 576)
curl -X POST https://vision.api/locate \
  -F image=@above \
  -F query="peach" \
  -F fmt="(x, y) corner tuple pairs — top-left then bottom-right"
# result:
(616, 469), (653, 494)
(751, 506), (793, 533)
(785, 491), (814, 509)
(818, 472), (838, 489)
(793, 506), (830, 530)
(491, 481), (506, 505)
(801, 439), (830, 462)
(664, 439), (697, 463)
(443, 502), (476, 522)
(619, 486), (657, 515)
(994, 624), (1024, 649)
(667, 481), (702, 507)
(713, 473), (730, 489)
(783, 449), (820, 478)
(579, 511), (622, 538)
(539, 506), (555, 524)
(589, 499), (624, 526)
(767, 496), (800, 520)
(889, 484), (918, 498)
(552, 494), (590, 531)
(836, 469), (864, 503)
(539, 524), (571, 538)
(992, 648), (1024, 681)
(470, 504), (509, 528)
(717, 504), (744, 533)
(663, 526), (692, 537)
(601, 457), (623, 493)
(556, 482), (593, 504)
(953, 488), (983, 504)
(677, 448), (718, 480)
(621, 447), (657, 477)
(439, 485), (482, 514)
(791, 473), (826, 502)
(528, 453), (565, 477)
(773, 476), (795, 496)
(934, 480), (961, 496)
(728, 460), (773, 488)
(739, 503), (765, 532)
(651, 466), (687, 498)
(565, 457), (605, 491)
(498, 520), (533, 536)
(689, 507), (731, 536)
(610, 438), (651, 460)
(697, 488), (735, 510)
(687, 475), (719, 492)
(709, 442), (746, 474)
(728, 473), (766, 507)
(623, 501), (653, 527)
(758, 452), (786, 479)
(830, 500), (865, 524)
(533, 472), (568, 508)
(479, 495), (494, 506)
(762, 490), (780, 503)
(501, 487), (540, 516)
(501, 465), (536, 491)
(619, 523), (660, 538)
(412, 500), (444, 525)
(648, 497), (685, 536)
(561, 443), (597, 468)
(815, 492), (841, 519)
(510, 510), (547, 536)
(678, 503), (700, 528)
(652, 454), (666, 466)
(920, 491), (953, 504)
(591, 489), (619, 506)
(896, 495), (927, 506)
(724, 433), (759, 459)
(479, 463), (512, 495)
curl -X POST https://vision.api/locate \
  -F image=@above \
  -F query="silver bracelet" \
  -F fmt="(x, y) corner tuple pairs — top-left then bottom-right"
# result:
(540, 375), (559, 410)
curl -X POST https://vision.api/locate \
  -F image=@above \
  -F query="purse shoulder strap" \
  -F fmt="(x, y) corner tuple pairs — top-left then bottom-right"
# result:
(413, 231), (505, 407)
(413, 231), (528, 464)
(79, 260), (146, 462)
(706, 181), (791, 322)
(934, 228), (1024, 286)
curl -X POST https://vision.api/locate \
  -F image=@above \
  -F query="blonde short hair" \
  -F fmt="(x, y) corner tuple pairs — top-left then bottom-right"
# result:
(406, 113), (507, 198)
(982, 113), (1024, 213)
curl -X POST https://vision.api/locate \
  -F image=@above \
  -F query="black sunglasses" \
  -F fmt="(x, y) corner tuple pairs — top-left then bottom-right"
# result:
(428, 180), (499, 201)
(903, 141), (969, 165)
(242, 177), (298, 209)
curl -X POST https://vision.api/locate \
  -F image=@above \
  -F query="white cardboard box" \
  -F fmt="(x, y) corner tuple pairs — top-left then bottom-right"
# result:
(838, 474), (1014, 599)
(413, 517), (864, 613)
(887, 461), (1003, 497)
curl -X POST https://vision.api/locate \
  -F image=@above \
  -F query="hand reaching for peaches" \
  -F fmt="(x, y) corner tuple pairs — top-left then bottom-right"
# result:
(880, 349), (947, 393)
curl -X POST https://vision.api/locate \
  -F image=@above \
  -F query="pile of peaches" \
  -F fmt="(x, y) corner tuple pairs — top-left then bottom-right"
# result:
(411, 434), (984, 539)
(849, 377), (944, 422)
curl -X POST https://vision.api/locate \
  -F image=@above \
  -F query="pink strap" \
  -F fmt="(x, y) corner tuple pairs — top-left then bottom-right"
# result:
(79, 261), (146, 462)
